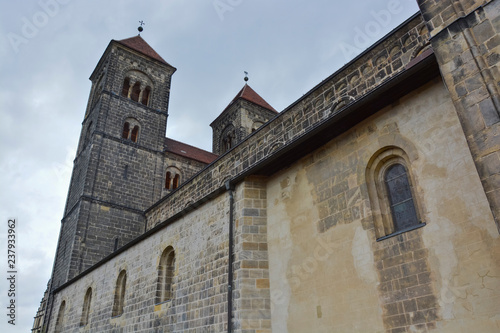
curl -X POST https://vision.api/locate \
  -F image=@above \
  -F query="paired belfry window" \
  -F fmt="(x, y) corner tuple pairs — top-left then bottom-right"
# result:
(121, 77), (152, 106)
(165, 170), (181, 190)
(156, 246), (175, 304)
(112, 270), (127, 317)
(122, 118), (140, 143)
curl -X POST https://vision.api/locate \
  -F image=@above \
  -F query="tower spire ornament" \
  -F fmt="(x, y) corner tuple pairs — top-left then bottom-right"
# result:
(138, 20), (145, 34)
(244, 71), (249, 82)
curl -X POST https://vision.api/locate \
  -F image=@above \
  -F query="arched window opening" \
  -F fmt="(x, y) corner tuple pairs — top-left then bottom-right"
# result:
(131, 126), (139, 142)
(366, 147), (425, 241)
(172, 174), (180, 189)
(112, 270), (126, 317)
(156, 247), (175, 304)
(131, 82), (141, 102)
(121, 77), (130, 97)
(165, 172), (171, 189)
(122, 122), (130, 139)
(141, 86), (151, 105)
(80, 288), (92, 326)
(384, 164), (419, 232)
(54, 301), (66, 333)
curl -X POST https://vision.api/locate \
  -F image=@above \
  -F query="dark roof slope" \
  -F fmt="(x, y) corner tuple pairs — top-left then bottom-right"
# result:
(229, 84), (277, 112)
(116, 36), (171, 66)
(164, 137), (218, 164)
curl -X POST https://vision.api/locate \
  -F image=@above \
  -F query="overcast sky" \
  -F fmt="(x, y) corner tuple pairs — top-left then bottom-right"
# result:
(0, 1), (419, 331)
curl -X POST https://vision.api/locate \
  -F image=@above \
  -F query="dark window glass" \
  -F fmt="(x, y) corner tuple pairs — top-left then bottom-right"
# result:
(131, 82), (141, 102)
(131, 126), (139, 142)
(384, 164), (419, 231)
(122, 78), (130, 97)
(165, 172), (171, 189)
(122, 122), (130, 139)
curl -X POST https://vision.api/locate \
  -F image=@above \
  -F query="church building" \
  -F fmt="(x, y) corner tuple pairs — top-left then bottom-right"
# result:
(34, 1), (500, 332)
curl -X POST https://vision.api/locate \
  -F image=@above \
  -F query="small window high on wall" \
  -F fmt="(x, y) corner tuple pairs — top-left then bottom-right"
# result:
(121, 77), (130, 97)
(112, 270), (127, 317)
(156, 246), (175, 304)
(366, 147), (425, 241)
(80, 287), (92, 326)
(121, 118), (140, 143)
(165, 169), (181, 190)
(54, 301), (66, 333)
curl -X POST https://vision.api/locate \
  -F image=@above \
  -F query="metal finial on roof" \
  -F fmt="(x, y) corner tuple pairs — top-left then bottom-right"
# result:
(244, 71), (249, 82)
(138, 20), (145, 34)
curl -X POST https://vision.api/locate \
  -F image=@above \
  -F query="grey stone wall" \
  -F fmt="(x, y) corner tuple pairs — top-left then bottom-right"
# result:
(147, 15), (431, 230)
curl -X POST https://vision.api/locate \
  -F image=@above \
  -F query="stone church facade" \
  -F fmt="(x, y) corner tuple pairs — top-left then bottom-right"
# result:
(35, 1), (500, 332)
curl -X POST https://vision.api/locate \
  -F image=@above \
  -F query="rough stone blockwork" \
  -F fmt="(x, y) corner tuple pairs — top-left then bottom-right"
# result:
(418, 0), (500, 230)
(147, 15), (431, 229)
(232, 177), (271, 333)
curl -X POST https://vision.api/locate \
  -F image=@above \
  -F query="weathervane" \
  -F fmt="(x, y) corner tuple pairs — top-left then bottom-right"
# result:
(138, 20), (145, 34)
(244, 71), (249, 82)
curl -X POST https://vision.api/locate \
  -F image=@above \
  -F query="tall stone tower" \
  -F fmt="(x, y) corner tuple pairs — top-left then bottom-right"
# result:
(210, 84), (277, 155)
(51, 36), (176, 288)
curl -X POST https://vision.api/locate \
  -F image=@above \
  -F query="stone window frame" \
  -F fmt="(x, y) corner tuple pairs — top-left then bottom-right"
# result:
(121, 117), (141, 143)
(54, 300), (66, 333)
(120, 69), (154, 107)
(79, 287), (92, 326)
(220, 124), (236, 154)
(112, 270), (127, 317)
(165, 167), (182, 190)
(366, 146), (425, 241)
(155, 246), (175, 304)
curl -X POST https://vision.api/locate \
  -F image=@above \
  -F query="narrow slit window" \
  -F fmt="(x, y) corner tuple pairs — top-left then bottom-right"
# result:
(80, 288), (92, 326)
(141, 86), (151, 105)
(172, 174), (180, 189)
(122, 122), (130, 139)
(156, 247), (175, 304)
(112, 270), (127, 317)
(121, 78), (130, 97)
(131, 126), (139, 142)
(165, 172), (171, 189)
(131, 82), (141, 102)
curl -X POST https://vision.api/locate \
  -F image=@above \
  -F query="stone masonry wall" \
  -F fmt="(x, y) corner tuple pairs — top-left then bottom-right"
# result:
(232, 177), (272, 333)
(146, 15), (431, 230)
(266, 79), (499, 332)
(417, 0), (500, 230)
(48, 193), (230, 332)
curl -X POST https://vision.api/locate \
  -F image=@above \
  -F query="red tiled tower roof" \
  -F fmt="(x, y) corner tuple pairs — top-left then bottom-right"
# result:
(115, 36), (171, 66)
(164, 137), (218, 164)
(229, 84), (277, 112)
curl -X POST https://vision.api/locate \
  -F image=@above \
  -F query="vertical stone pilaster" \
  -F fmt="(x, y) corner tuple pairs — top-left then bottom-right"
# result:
(418, 0), (500, 231)
(232, 176), (272, 333)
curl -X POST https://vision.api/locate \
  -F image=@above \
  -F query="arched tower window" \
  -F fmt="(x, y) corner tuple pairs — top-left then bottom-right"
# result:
(165, 172), (171, 189)
(80, 287), (92, 326)
(121, 118), (141, 143)
(156, 246), (175, 304)
(122, 122), (130, 139)
(121, 77), (130, 97)
(165, 167), (181, 191)
(112, 270), (127, 317)
(172, 174), (180, 189)
(131, 125), (139, 142)
(54, 301), (66, 333)
(131, 82), (141, 102)
(141, 86), (151, 105)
